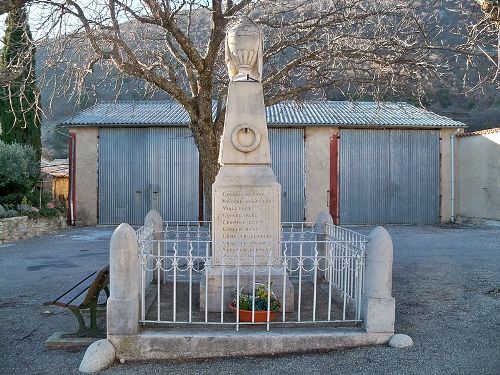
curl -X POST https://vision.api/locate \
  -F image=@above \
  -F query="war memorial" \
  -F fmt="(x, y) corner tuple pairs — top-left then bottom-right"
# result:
(78, 17), (398, 373)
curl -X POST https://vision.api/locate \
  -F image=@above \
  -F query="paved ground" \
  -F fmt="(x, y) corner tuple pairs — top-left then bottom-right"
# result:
(0, 224), (498, 374)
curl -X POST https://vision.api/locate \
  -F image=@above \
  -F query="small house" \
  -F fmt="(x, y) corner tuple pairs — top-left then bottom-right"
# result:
(41, 159), (70, 203)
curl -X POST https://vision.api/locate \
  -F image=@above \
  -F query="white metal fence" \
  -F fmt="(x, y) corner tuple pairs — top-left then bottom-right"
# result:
(136, 222), (366, 331)
(325, 223), (367, 316)
(137, 221), (154, 288)
(161, 221), (317, 241)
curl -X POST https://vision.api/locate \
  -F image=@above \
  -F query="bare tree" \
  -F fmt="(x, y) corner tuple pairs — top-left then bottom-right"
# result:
(429, 0), (500, 91)
(470, 0), (499, 86)
(29, 0), (493, 216)
(0, 0), (29, 15)
(476, 0), (500, 24)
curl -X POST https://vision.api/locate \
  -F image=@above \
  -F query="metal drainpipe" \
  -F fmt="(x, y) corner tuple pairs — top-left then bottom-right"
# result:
(450, 128), (461, 223)
(54, 129), (75, 226)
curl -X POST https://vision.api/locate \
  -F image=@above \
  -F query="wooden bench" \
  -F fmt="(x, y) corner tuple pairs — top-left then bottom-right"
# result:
(44, 265), (110, 338)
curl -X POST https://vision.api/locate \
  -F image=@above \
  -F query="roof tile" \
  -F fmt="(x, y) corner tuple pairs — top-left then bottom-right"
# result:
(61, 100), (466, 128)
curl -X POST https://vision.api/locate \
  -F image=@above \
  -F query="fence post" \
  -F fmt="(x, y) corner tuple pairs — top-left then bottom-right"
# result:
(145, 209), (163, 239)
(361, 226), (395, 334)
(315, 210), (333, 282)
(145, 209), (163, 284)
(107, 223), (140, 336)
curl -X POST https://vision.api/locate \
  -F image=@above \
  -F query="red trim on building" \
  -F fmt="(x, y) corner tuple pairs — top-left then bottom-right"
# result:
(68, 132), (76, 224)
(329, 133), (339, 224)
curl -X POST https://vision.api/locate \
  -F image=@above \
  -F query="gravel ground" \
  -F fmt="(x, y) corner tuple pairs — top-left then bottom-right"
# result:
(0, 224), (499, 375)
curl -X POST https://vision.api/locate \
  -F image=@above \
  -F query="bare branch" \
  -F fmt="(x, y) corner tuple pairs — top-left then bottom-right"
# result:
(0, 0), (29, 15)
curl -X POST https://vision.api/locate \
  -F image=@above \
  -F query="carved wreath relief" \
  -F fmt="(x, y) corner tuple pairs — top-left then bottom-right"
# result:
(231, 124), (261, 153)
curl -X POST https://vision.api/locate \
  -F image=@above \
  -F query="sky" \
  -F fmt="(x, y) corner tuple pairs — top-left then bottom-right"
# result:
(0, 0), (203, 46)
(0, 14), (6, 46)
(0, 0), (104, 47)
(0, 0), (211, 47)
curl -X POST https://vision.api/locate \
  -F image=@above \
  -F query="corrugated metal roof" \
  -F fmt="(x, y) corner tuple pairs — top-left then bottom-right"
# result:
(61, 100), (466, 128)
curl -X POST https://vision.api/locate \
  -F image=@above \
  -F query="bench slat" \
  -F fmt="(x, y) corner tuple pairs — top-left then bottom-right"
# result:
(52, 272), (97, 307)
(84, 265), (109, 306)
(66, 291), (87, 309)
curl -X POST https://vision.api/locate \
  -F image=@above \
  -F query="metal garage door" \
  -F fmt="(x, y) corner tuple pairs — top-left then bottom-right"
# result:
(99, 128), (199, 225)
(339, 129), (440, 225)
(269, 128), (305, 222)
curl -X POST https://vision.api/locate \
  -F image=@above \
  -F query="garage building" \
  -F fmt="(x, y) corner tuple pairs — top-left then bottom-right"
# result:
(62, 100), (465, 226)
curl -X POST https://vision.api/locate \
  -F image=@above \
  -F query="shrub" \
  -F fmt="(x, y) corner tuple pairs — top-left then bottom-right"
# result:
(0, 204), (18, 219)
(27, 206), (61, 219)
(0, 140), (39, 196)
(0, 191), (49, 210)
(16, 203), (33, 213)
(37, 190), (55, 209)
(0, 193), (25, 207)
(5, 210), (18, 218)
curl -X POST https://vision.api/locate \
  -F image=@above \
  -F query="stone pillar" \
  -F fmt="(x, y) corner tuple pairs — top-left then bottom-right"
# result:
(107, 223), (140, 336)
(361, 226), (395, 334)
(145, 209), (163, 238)
(315, 210), (333, 282)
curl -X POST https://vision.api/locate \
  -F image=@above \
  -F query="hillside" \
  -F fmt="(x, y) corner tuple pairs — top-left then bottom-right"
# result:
(35, 4), (499, 159)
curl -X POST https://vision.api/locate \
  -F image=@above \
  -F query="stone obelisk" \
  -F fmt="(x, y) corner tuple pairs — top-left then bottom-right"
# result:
(200, 17), (293, 312)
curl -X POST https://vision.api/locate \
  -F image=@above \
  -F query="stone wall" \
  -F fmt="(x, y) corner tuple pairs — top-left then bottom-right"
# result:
(0, 215), (67, 244)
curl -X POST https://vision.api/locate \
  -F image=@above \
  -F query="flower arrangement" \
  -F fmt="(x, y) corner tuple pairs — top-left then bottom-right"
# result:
(230, 282), (281, 323)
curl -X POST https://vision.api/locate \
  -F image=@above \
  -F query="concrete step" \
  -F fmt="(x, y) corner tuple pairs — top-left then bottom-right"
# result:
(108, 326), (391, 361)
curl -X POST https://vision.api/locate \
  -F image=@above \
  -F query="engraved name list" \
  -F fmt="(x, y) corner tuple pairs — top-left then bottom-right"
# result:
(213, 187), (280, 263)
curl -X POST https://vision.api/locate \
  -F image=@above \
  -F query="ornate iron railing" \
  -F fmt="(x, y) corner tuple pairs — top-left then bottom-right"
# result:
(136, 221), (155, 297)
(324, 224), (367, 312)
(136, 222), (367, 331)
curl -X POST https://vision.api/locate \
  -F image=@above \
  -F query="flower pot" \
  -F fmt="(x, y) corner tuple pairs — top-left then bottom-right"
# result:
(229, 303), (277, 322)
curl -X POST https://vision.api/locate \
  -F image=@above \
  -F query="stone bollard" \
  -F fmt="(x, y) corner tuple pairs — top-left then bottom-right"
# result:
(361, 226), (395, 334)
(315, 210), (333, 282)
(144, 209), (163, 284)
(107, 223), (140, 336)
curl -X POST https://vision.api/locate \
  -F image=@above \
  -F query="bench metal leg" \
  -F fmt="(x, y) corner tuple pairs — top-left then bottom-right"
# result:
(97, 287), (110, 307)
(61, 300), (105, 338)
(89, 299), (99, 334)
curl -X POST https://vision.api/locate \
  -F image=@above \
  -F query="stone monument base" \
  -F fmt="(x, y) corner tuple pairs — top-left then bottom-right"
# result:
(200, 268), (295, 313)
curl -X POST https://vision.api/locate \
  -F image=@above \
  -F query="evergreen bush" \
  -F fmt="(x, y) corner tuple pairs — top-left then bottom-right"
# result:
(0, 139), (39, 196)
(0, 6), (42, 158)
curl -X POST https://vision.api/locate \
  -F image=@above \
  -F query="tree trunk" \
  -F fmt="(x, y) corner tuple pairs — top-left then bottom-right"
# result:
(198, 142), (219, 221)
(191, 93), (223, 221)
